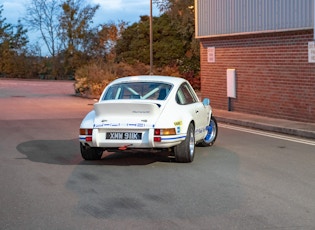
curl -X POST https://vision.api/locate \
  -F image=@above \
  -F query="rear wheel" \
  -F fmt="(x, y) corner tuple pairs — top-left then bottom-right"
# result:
(80, 143), (103, 160)
(198, 116), (218, 147)
(174, 123), (195, 163)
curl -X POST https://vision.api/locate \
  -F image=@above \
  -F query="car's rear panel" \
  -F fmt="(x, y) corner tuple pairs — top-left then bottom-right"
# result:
(88, 101), (185, 149)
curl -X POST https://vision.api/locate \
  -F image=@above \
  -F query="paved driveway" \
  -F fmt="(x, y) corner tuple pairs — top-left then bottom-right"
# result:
(1, 79), (314, 230)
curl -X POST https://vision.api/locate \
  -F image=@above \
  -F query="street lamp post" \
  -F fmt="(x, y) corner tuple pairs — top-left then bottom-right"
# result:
(150, 0), (153, 75)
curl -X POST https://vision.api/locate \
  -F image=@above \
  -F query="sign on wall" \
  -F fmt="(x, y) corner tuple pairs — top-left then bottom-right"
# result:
(207, 47), (215, 63)
(309, 42), (315, 63)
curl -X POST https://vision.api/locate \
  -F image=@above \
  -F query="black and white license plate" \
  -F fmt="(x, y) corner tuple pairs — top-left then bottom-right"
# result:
(106, 132), (142, 140)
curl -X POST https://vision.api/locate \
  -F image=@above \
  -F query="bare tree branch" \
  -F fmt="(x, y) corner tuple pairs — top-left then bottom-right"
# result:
(24, 0), (62, 57)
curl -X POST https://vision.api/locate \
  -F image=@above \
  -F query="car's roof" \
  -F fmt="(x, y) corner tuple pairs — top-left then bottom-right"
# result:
(109, 75), (187, 87)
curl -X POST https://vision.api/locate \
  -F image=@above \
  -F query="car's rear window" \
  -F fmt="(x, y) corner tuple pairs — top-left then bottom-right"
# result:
(102, 82), (173, 101)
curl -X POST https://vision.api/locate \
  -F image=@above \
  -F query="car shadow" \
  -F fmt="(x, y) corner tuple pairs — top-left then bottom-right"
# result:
(16, 139), (174, 166)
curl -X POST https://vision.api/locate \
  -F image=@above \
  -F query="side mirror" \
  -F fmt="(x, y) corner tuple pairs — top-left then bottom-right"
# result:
(203, 98), (210, 106)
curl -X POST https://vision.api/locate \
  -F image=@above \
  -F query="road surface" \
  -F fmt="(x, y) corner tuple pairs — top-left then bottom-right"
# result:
(0, 79), (314, 230)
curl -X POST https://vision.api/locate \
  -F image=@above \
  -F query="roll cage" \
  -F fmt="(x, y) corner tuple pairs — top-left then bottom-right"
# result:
(102, 82), (173, 101)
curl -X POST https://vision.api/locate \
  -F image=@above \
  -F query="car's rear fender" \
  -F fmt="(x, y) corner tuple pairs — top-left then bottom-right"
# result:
(154, 111), (193, 137)
(80, 110), (95, 128)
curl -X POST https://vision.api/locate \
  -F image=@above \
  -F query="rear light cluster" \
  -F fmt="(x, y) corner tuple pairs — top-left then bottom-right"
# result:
(80, 129), (93, 142)
(154, 128), (176, 142)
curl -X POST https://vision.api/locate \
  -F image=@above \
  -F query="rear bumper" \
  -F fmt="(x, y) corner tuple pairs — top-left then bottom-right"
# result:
(79, 128), (186, 149)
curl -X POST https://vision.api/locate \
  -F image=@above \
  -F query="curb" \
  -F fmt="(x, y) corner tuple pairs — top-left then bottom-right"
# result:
(215, 116), (315, 140)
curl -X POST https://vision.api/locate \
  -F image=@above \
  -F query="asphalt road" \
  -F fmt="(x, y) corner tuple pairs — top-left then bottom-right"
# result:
(1, 79), (315, 230)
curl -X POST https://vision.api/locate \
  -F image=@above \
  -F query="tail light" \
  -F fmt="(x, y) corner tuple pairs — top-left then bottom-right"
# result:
(154, 128), (176, 142)
(80, 129), (93, 141)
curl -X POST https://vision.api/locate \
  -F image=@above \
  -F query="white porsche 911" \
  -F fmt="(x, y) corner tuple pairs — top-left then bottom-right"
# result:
(79, 75), (218, 163)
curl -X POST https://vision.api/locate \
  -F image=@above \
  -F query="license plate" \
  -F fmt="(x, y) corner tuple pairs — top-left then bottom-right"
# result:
(106, 132), (142, 140)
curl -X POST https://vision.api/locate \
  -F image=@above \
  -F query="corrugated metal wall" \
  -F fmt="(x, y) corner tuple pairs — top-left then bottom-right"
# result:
(196, 0), (314, 38)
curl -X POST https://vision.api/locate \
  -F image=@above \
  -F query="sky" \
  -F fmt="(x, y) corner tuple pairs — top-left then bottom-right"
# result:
(2, 0), (160, 25)
(1, 0), (160, 54)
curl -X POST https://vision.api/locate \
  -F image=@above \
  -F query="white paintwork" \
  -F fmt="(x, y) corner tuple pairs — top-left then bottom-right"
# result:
(79, 75), (212, 150)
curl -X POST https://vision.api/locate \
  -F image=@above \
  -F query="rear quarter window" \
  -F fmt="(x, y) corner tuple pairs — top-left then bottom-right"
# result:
(176, 83), (198, 105)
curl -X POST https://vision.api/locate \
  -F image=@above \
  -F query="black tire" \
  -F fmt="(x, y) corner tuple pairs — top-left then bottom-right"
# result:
(174, 123), (195, 163)
(198, 116), (218, 147)
(80, 143), (103, 160)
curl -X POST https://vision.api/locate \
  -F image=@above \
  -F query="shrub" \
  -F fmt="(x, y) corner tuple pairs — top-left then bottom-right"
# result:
(74, 62), (116, 98)
(74, 62), (151, 98)
(74, 61), (200, 98)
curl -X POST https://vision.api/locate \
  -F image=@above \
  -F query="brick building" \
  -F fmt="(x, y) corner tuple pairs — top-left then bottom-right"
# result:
(195, 0), (315, 122)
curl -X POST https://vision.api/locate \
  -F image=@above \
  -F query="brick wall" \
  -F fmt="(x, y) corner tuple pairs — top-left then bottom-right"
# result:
(200, 29), (315, 123)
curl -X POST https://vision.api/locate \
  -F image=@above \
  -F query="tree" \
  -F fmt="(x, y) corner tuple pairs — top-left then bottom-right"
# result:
(115, 16), (150, 65)
(153, 0), (199, 75)
(154, 0), (195, 29)
(95, 21), (127, 61)
(59, 0), (99, 53)
(0, 5), (11, 44)
(81, 21), (127, 64)
(59, 0), (100, 75)
(11, 21), (28, 52)
(0, 5), (29, 77)
(24, 0), (62, 57)
(116, 14), (185, 67)
(24, 0), (64, 78)
(116, 0), (199, 78)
